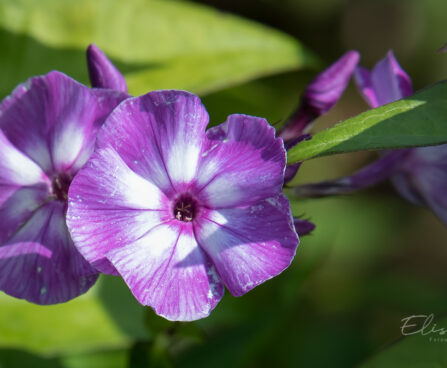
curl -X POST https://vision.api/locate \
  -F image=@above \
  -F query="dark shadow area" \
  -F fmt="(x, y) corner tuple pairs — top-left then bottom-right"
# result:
(97, 274), (149, 340)
(0, 348), (62, 368)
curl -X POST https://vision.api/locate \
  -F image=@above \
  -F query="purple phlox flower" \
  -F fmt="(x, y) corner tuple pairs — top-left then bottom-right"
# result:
(0, 71), (127, 304)
(279, 50), (360, 142)
(67, 90), (299, 321)
(356, 50), (447, 225)
(87, 44), (128, 93)
(294, 50), (447, 225)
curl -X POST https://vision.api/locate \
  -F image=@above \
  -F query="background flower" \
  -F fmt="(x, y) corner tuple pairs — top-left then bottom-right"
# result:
(294, 51), (447, 226)
(356, 51), (447, 225)
(0, 71), (126, 304)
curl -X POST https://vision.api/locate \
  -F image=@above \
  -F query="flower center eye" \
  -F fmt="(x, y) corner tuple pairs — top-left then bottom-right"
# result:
(51, 173), (72, 202)
(173, 196), (196, 222)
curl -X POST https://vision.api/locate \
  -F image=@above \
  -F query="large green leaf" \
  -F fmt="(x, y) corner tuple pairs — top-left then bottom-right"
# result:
(0, 275), (148, 355)
(287, 81), (447, 163)
(361, 316), (447, 368)
(0, 0), (316, 98)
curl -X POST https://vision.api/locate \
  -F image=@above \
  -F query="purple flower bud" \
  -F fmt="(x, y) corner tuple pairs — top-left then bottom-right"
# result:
(293, 218), (315, 236)
(279, 51), (360, 141)
(283, 134), (311, 185)
(86, 44), (128, 93)
(302, 50), (360, 115)
(284, 163), (301, 185)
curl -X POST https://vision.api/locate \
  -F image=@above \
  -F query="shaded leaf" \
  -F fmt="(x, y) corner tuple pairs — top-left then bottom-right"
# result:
(0, 347), (128, 368)
(361, 316), (447, 368)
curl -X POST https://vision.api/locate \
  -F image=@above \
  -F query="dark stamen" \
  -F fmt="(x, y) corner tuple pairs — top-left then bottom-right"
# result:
(51, 173), (72, 201)
(174, 196), (196, 222)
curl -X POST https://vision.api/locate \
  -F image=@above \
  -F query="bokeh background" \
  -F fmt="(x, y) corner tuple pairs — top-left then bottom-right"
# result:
(1, 0), (447, 367)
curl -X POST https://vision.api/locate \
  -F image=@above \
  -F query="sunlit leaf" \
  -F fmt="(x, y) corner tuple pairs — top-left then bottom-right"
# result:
(0, 0), (316, 97)
(0, 275), (147, 355)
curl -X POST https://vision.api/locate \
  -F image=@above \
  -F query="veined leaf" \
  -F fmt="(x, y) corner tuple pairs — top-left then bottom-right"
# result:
(287, 81), (447, 163)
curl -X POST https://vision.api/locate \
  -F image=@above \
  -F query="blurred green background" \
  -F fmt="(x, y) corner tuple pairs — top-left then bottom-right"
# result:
(1, 0), (447, 367)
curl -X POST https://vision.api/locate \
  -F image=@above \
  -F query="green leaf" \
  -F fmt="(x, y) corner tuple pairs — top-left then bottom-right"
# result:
(287, 81), (447, 163)
(361, 316), (447, 368)
(0, 0), (316, 98)
(0, 275), (148, 355)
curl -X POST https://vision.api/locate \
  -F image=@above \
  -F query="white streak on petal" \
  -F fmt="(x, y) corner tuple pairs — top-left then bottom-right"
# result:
(52, 123), (85, 169)
(0, 132), (47, 186)
(106, 223), (224, 321)
(166, 142), (200, 184)
(194, 195), (298, 297)
(67, 146), (170, 274)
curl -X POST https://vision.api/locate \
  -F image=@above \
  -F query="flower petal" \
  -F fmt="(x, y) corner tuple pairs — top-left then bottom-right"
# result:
(96, 90), (209, 194)
(0, 201), (98, 304)
(194, 194), (298, 296)
(0, 131), (48, 186)
(371, 50), (413, 105)
(67, 147), (170, 274)
(390, 172), (425, 206)
(87, 44), (128, 92)
(355, 50), (413, 108)
(0, 71), (126, 175)
(414, 173), (447, 225)
(354, 66), (380, 108)
(106, 222), (224, 321)
(195, 114), (285, 208)
(301, 50), (360, 114)
(394, 145), (447, 224)
(0, 185), (48, 245)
